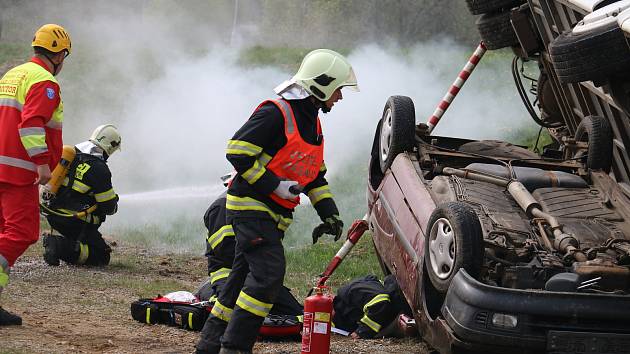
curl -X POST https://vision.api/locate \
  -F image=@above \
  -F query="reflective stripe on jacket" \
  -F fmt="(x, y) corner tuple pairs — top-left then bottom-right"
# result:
(0, 59), (63, 185)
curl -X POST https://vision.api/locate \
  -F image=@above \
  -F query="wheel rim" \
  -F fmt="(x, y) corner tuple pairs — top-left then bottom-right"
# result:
(429, 218), (456, 280)
(380, 108), (393, 164)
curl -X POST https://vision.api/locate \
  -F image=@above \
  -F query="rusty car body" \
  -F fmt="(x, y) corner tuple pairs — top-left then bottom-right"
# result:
(367, 0), (630, 353)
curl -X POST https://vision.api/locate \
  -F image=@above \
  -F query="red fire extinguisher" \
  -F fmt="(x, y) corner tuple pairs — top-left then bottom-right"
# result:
(301, 286), (333, 354)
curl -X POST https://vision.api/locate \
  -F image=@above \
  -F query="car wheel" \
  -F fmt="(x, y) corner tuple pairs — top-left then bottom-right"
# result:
(465, 0), (524, 15)
(476, 11), (519, 50)
(425, 202), (483, 294)
(378, 95), (416, 173)
(549, 22), (630, 85)
(575, 115), (613, 172)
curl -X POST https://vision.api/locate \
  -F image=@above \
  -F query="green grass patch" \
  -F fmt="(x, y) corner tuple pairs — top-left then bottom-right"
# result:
(285, 232), (382, 298)
(506, 123), (554, 153)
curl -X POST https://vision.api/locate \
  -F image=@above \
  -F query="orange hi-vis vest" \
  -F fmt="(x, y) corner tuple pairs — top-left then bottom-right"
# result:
(264, 99), (324, 209)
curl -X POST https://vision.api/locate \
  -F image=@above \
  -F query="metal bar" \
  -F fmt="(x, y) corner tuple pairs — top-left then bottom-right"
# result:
(426, 41), (487, 133)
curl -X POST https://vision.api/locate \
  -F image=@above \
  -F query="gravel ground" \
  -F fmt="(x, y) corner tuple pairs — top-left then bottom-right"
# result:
(1, 242), (430, 354)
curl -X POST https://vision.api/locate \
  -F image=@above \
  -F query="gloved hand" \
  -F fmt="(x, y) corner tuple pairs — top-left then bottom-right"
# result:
(274, 180), (301, 200)
(312, 215), (344, 244)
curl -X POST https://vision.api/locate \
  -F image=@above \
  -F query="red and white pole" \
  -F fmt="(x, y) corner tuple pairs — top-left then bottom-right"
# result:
(316, 216), (369, 288)
(426, 41), (487, 134)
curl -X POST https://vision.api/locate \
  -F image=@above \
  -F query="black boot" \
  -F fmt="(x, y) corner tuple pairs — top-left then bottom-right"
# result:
(42, 234), (61, 266)
(0, 307), (22, 326)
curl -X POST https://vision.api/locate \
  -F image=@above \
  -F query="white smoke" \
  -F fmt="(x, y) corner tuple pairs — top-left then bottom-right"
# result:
(3, 1), (531, 252)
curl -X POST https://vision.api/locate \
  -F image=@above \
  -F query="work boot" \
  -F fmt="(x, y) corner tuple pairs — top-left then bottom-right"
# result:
(0, 307), (22, 326)
(42, 234), (62, 266)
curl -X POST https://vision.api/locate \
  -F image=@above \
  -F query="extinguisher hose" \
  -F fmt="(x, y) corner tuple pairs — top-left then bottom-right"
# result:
(40, 203), (97, 219)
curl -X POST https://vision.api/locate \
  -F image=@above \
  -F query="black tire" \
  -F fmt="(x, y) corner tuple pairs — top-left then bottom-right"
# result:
(378, 96), (416, 173)
(465, 0), (524, 15)
(575, 115), (613, 172)
(476, 11), (519, 50)
(549, 22), (630, 85)
(425, 202), (483, 294)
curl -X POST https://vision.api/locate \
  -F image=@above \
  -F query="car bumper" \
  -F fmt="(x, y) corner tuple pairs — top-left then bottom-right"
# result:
(443, 270), (630, 353)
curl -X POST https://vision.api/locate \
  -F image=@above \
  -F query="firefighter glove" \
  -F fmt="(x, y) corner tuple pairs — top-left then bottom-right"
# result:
(274, 180), (300, 200)
(312, 215), (343, 244)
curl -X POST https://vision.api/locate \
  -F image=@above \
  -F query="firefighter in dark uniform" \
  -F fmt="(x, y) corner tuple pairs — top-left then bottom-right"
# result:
(196, 190), (232, 302)
(41, 124), (121, 266)
(196, 181), (303, 318)
(333, 274), (412, 339)
(195, 49), (359, 354)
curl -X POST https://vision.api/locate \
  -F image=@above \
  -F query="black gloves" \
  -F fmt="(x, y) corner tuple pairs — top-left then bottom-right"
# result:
(312, 215), (343, 244)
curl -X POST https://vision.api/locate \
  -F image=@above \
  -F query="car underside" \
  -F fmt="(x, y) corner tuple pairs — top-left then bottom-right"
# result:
(367, 0), (630, 353)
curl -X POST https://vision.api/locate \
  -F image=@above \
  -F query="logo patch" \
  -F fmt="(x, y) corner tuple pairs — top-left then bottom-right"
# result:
(46, 88), (55, 99)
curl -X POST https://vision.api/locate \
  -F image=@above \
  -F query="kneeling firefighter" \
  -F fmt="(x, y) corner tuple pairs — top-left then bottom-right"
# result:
(40, 124), (121, 266)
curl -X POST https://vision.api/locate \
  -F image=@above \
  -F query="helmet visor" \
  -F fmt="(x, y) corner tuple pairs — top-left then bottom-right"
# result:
(341, 67), (359, 92)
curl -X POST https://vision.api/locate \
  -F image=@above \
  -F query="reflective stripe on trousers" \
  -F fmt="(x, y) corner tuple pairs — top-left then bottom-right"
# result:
(235, 290), (273, 318)
(210, 300), (233, 322)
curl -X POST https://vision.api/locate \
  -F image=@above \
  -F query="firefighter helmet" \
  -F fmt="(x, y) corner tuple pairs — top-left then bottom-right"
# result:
(293, 49), (359, 101)
(89, 124), (121, 156)
(32, 24), (72, 55)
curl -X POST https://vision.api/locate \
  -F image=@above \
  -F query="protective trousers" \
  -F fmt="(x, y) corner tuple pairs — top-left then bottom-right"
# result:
(196, 218), (286, 353)
(0, 183), (39, 267)
(46, 216), (111, 265)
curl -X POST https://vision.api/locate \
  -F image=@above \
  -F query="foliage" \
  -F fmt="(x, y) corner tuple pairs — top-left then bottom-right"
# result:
(285, 233), (382, 298)
(256, 0), (479, 48)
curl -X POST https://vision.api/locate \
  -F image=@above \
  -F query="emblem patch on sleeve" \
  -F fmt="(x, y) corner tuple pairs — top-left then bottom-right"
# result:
(46, 87), (55, 99)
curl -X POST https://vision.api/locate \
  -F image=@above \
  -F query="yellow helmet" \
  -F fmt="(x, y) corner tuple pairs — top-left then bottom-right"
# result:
(293, 49), (358, 101)
(32, 24), (72, 55)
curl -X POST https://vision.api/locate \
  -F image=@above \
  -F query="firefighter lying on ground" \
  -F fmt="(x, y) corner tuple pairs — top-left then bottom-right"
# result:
(41, 124), (121, 266)
(195, 177), (303, 317)
(332, 274), (412, 339)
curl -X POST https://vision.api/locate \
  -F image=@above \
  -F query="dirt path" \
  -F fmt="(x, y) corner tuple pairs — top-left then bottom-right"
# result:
(1, 242), (430, 354)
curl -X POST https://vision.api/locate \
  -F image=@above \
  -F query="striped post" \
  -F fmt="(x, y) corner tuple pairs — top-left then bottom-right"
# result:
(316, 216), (369, 288)
(426, 41), (487, 134)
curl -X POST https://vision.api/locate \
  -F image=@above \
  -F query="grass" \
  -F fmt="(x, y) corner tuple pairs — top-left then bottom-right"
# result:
(506, 123), (554, 153)
(285, 232), (382, 298)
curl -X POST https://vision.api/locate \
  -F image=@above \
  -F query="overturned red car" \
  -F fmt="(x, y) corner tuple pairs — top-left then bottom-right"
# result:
(367, 0), (630, 353)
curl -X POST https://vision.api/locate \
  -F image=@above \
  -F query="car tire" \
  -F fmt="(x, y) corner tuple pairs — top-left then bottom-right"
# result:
(476, 11), (519, 50)
(549, 22), (630, 85)
(575, 115), (613, 172)
(378, 95), (416, 173)
(465, 0), (524, 15)
(425, 202), (483, 294)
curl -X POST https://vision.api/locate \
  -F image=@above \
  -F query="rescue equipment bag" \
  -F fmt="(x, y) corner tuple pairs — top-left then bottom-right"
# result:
(130, 296), (208, 331)
(130, 291), (303, 337)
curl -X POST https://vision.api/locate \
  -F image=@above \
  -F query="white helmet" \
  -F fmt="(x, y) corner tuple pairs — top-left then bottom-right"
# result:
(89, 124), (121, 156)
(292, 49), (359, 101)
